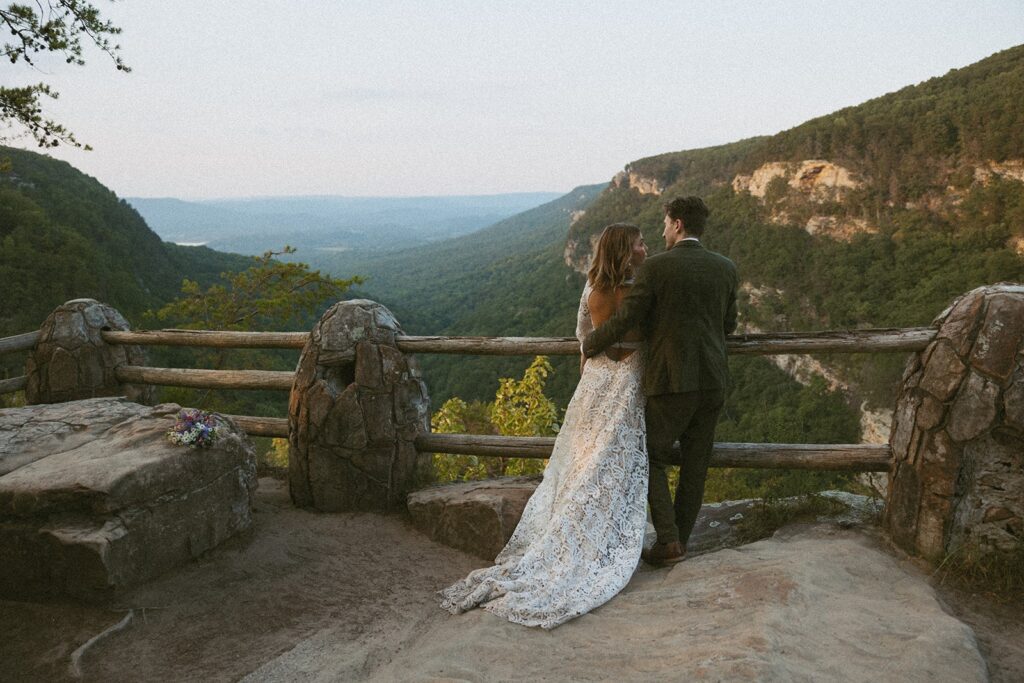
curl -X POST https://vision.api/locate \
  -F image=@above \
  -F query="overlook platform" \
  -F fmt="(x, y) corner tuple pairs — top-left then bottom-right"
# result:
(3, 478), (1020, 682)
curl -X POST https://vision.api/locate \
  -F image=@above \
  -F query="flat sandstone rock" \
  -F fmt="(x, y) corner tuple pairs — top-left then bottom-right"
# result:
(0, 397), (257, 600)
(251, 526), (985, 682)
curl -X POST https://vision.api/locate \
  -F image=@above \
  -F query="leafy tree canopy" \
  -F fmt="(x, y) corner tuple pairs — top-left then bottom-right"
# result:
(150, 246), (362, 332)
(1, 1), (129, 148)
(430, 356), (558, 482)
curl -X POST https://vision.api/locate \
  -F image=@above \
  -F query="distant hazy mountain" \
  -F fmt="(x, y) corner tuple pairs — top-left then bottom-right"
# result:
(127, 193), (562, 255)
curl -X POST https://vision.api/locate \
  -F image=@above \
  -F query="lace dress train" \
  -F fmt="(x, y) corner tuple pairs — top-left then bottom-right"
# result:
(438, 285), (648, 629)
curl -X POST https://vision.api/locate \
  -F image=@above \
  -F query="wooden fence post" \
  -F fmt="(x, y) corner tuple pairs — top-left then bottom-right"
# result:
(25, 299), (153, 405)
(885, 284), (1024, 562)
(288, 300), (432, 511)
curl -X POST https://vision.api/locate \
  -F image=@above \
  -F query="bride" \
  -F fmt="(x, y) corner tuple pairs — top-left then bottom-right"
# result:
(439, 223), (650, 629)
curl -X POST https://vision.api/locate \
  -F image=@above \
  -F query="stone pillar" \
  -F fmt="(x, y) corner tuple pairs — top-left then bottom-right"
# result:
(885, 284), (1024, 562)
(288, 300), (432, 512)
(25, 299), (153, 405)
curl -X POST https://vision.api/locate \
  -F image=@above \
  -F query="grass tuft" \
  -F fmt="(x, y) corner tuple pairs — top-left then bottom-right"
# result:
(934, 542), (1024, 601)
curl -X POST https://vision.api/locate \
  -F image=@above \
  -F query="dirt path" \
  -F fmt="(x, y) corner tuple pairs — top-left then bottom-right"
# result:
(931, 583), (1024, 683)
(1, 479), (481, 682)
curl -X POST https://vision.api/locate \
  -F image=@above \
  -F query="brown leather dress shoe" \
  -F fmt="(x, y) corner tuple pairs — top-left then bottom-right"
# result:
(641, 541), (686, 566)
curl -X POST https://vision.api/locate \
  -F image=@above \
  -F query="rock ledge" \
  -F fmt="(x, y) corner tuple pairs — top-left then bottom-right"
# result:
(0, 397), (257, 600)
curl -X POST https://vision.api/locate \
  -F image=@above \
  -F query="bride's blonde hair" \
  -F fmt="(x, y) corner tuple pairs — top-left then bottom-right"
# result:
(587, 223), (641, 291)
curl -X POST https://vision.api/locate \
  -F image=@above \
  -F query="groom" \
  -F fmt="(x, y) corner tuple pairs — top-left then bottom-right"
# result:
(582, 196), (738, 565)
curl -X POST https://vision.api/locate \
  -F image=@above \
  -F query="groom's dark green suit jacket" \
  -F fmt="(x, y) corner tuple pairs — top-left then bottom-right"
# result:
(582, 240), (738, 395)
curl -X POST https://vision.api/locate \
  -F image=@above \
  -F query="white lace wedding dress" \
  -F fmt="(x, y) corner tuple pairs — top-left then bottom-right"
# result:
(439, 283), (649, 629)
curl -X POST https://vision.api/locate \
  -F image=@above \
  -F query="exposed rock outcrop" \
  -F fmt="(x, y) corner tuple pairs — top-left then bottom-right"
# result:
(25, 299), (152, 405)
(288, 300), (431, 512)
(563, 233), (600, 274)
(0, 398), (257, 601)
(407, 476), (541, 560)
(973, 159), (1024, 184)
(356, 526), (986, 682)
(804, 214), (878, 240)
(732, 161), (877, 241)
(612, 169), (663, 195)
(886, 283), (1024, 561)
(733, 160), (862, 200)
(408, 477), (882, 561)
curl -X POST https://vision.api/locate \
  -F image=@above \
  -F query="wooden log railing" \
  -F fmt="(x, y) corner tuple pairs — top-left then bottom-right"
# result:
(0, 331), (38, 397)
(91, 327), (937, 355)
(394, 327), (937, 356)
(0, 331), (40, 356)
(222, 414), (290, 438)
(0, 376), (27, 395)
(414, 433), (893, 472)
(114, 366), (295, 391)
(101, 329), (309, 349)
(208, 420), (893, 472)
(0, 324), (927, 472)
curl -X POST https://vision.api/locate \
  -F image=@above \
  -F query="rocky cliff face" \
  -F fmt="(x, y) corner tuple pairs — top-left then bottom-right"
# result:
(974, 159), (1024, 184)
(732, 160), (863, 200)
(731, 160), (879, 242)
(612, 168), (664, 195)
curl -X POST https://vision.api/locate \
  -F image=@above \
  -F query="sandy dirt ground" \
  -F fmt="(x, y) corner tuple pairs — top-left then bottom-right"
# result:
(2, 478), (1021, 682)
(2, 479), (480, 682)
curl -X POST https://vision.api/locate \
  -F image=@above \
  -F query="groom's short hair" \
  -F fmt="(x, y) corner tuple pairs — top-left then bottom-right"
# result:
(664, 196), (710, 237)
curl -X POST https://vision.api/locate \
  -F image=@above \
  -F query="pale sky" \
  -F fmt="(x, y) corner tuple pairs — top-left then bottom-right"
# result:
(7, 1), (1024, 199)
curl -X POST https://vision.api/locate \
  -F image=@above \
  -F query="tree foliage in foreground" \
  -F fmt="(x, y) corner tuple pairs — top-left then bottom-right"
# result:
(148, 246), (361, 413)
(1, 1), (129, 148)
(431, 356), (558, 481)
(150, 245), (361, 333)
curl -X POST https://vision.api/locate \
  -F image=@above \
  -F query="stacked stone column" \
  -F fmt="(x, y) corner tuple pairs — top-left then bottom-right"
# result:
(25, 299), (152, 405)
(288, 300), (432, 512)
(885, 284), (1024, 562)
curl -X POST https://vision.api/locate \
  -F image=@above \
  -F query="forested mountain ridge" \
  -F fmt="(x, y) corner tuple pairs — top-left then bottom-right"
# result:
(580, 43), (1024, 216)
(0, 146), (251, 342)
(564, 44), (1024, 408)
(340, 184), (606, 405)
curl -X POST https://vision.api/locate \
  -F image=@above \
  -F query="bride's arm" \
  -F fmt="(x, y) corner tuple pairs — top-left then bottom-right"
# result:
(582, 267), (654, 358)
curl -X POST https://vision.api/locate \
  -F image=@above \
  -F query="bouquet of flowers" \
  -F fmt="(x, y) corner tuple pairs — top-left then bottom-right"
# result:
(167, 408), (220, 448)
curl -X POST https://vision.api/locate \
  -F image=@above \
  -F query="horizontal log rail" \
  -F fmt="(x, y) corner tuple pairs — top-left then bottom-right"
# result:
(398, 336), (581, 355)
(0, 375), (27, 395)
(102, 329), (309, 349)
(396, 327), (936, 356)
(114, 366), (294, 391)
(222, 414), (290, 438)
(81, 327), (938, 356)
(414, 433), (893, 472)
(725, 327), (935, 354)
(0, 331), (40, 356)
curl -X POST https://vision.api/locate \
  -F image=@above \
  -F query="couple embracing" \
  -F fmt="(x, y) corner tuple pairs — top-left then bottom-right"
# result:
(441, 196), (739, 629)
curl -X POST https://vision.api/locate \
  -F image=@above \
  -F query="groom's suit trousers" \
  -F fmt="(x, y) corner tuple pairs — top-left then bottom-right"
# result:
(645, 390), (725, 546)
